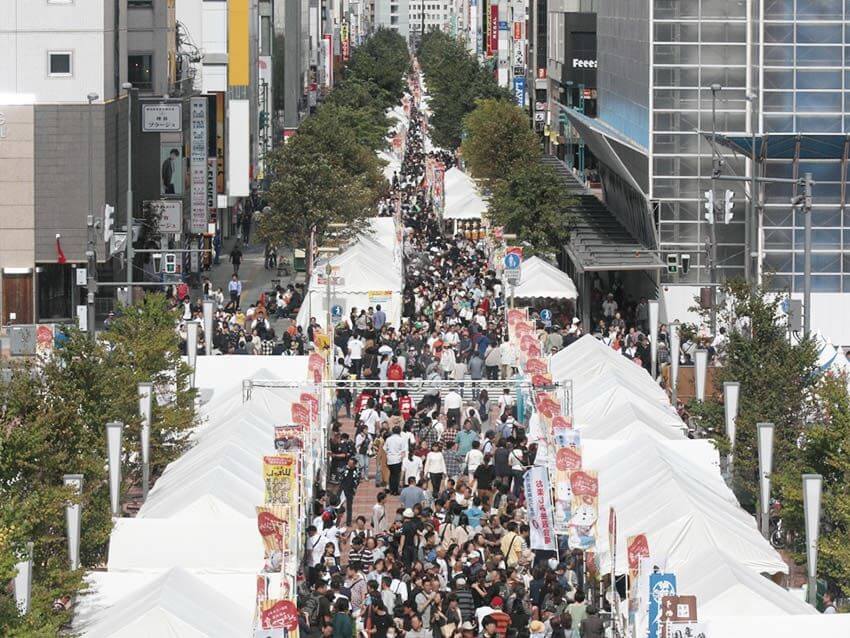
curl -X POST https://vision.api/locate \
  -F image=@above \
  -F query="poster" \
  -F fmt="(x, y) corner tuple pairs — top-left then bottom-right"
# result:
(523, 465), (556, 551)
(256, 505), (288, 572)
(648, 573), (677, 638)
(300, 392), (319, 424)
(274, 425), (304, 451)
(568, 470), (598, 550)
(367, 290), (392, 305)
(262, 454), (299, 507)
(291, 403), (310, 428)
(259, 599), (299, 632)
(159, 143), (184, 196)
(307, 353), (324, 383)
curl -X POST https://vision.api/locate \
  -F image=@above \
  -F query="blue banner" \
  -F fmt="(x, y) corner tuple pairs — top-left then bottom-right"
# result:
(513, 76), (526, 108)
(648, 573), (677, 638)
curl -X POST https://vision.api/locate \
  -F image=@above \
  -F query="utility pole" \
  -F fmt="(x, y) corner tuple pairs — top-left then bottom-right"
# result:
(708, 83), (722, 335)
(86, 93), (99, 341)
(793, 172), (814, 335)
(122, 83), (135, 292)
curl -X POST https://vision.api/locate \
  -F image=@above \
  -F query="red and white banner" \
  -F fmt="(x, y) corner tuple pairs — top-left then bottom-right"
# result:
(568, 470), (599, 550)
(488, 4), (499, 55)
(524, 465), (557, 550)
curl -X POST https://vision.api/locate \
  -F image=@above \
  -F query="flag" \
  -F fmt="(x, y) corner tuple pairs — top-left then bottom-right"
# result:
(55, 234), (67, 264)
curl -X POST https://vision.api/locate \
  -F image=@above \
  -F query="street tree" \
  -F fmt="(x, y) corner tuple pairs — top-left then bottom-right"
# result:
(487, 163), (575, 255)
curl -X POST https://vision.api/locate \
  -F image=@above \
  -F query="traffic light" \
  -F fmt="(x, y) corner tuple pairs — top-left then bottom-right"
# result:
(703, 190), (715, 224)
(103, 204), (115, 243)
(681, 253), (691, 274)
(666, 253), (679, 274)
(723, 189), (734, 223)
(164, 253), (177, 274)
(259, 111), (269, 130)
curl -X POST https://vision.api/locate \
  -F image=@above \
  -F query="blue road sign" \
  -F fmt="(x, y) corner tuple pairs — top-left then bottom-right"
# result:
(540, 309), (552, 322)
(504, 253), (521, 269)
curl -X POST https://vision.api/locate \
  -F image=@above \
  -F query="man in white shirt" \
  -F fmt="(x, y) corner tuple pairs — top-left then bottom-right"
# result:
(444, 388), (463, 428)
(360, 399), (380, 438)
(348, 335), (364, 377)
(385, 426), (407, 495)
(499, 338), (516, 379)
(307, 525), (325, 567)
(464, 440), (484, 478)
(602, 293), (618, 322)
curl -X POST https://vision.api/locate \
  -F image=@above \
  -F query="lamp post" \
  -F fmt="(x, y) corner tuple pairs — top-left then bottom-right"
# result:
(708, 83), (723, 335)
(86, 92), (99, 341)
(317, 245), (341, 377)
(723, 381), (740, 479)
(106, 421), (124, 517)
(757, 422), (775, 539)
(802, 473), (823, 607)
(13, 542), (33, 615)
(186, 320), (199, 387)
(202, 299), (214, 356)
(694, 348), (708, 402)
(138, 382), (153, 499)
(670, 320), (680, 407)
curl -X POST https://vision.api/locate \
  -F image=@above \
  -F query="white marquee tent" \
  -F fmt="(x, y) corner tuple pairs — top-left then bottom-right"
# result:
(512, 256), (579, 300)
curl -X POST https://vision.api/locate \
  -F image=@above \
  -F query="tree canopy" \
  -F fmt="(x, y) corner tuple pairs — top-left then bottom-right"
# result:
(487, 163), (576, 256)
(258, 28), (408, 252)
(417, 31), (512, 149)
(460, 98), (540, 183)
(0, 294), (195, 634)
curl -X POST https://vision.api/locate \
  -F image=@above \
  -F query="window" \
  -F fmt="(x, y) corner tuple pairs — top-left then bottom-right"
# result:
(128, 0), (153, 7)
(48, 52), (72, 77)
(128, 54), (153, 91)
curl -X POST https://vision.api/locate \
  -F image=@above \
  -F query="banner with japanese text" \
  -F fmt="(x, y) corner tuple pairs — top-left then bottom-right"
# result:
(256, 505), (288, 572)
(553, 429), (581, 532)
(524, 465), (557, 551)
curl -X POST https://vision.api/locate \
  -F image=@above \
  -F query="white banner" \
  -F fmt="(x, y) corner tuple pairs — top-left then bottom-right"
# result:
(189, 97), (208, 234)
(524, 465), (557, 551)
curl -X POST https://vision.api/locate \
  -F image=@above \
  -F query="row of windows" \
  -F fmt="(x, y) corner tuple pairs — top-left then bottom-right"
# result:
(43, 51), (153, 90)
(654, 0), (850, 21)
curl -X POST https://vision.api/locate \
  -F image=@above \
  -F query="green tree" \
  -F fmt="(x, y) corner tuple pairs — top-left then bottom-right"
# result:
(418, 31), (512, 149)
(460, 98), (539, 183)
(345, 28), (409, 100)
(686, 279), (817, 512)
(487, 163), (576, 255)
(0, 295), (195, 635)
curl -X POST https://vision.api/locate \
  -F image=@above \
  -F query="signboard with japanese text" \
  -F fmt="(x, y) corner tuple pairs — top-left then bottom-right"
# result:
(150, 199), (182, 234)
(142, 103), (182, 132)
(189, 97), (208, 234)
(524, 465), (557, 550)
(649, 573), (678, 638)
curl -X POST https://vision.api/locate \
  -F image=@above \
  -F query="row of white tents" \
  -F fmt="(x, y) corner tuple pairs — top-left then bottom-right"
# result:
(539, 335), (850, 635)
(74, 357), (320, 636)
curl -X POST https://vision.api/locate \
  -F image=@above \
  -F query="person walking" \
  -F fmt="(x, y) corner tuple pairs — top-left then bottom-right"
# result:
(338, 458), (361, 526)
(423, 442), (447, 498)
(385, 426), (406, 495)
(228, 274), (242, 309)
(229, 243), (243, 275)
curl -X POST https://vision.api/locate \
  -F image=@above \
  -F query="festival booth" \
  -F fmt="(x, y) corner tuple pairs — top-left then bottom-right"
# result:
(75, 568), (254, 637)
(76, 354), (328, 635)
(296, 218), (404, 330)
(511, 256), (579, 303)
(441, 167), (487, 235)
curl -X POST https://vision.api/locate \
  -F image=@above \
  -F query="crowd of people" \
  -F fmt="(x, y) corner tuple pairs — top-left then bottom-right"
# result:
(297, 72), (607, 638)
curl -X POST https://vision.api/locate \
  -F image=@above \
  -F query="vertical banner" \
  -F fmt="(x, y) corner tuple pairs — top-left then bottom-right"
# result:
(341, 21), (350, 61)
(488, 3), (498, 56)
(523, 466), (557, 551)
(513, 76), (526, 107)
(648, 573), (677, 638)
(627, 534), (650, 590)
(190, 97), (209, 234)
(260, 599), (300, 633)
(215, 92), (225, 194)
(568, 470), (598, 550)
(275, 425), (305, 451)
(263, 454), (299, 508)
(308, 353), (324, 383)
(553, 429), (580, 532)
(256, 505), (288, 572)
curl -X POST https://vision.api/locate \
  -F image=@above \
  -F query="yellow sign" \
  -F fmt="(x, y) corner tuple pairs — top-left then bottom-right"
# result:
(368, 290), (392, 304)
(228, 0), (249, 86)
(262, 454), (298, 507)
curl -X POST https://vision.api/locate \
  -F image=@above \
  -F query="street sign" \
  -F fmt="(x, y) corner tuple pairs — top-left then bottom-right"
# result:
(75, 267), (87, 287)
(331, 304), (344, 326)
(142, 103), (182, 132)
(150, 200), (183, 234)
(540, 309), (552, 326)
(504, 246), (523, 286)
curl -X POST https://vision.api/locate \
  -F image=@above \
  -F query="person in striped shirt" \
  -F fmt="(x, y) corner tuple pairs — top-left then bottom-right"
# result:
(347, 536), (373, 567)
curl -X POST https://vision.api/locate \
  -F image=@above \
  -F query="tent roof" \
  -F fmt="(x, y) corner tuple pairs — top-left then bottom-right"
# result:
(574, 383), (684, 430)
(513, 256), (578, 299)
(703, 615), (850, 636)
(107, 515), (262, 573)
(588, 437), (787, 577)
(77, 568), (252, 637)
(444, 190), (488, 220)
(193, 357), (309, 396)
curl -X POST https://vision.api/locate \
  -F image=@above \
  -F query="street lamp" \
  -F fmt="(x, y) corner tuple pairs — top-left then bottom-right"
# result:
(802, 473), (823, 607)
(670, 320), (680, 406)
(694, 348), (708, 402)
(723, 381), (740, 479)
(757, 422), (775, 539)
(63, 474), (84, 570)
(138, 382), (153, 499)
(708, 83), (723, 336)
(106, 421), (124, 517)
(86, 92), (99, 342)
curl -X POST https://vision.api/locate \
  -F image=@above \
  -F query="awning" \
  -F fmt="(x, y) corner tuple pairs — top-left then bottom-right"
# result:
(712, 133), (850, 160)
(512, 256), (578, 299)
(542, 157), (665, 272)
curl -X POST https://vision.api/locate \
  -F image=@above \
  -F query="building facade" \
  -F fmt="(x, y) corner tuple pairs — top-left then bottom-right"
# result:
(557, 0), (850, 344)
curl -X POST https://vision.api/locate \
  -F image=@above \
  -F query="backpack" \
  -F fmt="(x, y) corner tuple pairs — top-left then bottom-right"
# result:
(358, 435), (370, 455)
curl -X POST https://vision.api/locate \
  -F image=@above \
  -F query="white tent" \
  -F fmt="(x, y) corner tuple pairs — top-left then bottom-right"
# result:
(512, 256), (578, 299)
(297, 218), (403, 328)
(107, 516), (262, 573)
(551, 335), (668, 403)
(377, 149), (401, 181)
(703, 615), (850, 637)
(574, 382), (684, 431)
(576, 402), (686, 440)
(443, 167), (476, 194)
(192, 356), (308, 398)
(76, 568), (253, 637)
(588, 437), (788, 577)
(444, 190), (488, 220)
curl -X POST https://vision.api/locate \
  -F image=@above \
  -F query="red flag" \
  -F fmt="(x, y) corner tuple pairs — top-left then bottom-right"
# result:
(55, 234), (67, 264)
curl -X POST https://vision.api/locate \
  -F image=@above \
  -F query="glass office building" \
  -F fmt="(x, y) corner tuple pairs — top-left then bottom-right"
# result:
(567, 0), (850, 294)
